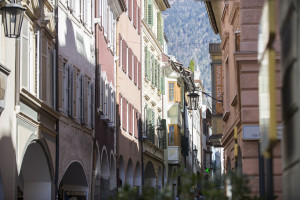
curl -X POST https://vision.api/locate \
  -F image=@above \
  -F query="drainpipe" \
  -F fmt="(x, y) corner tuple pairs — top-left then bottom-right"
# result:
(54, 0), (59, 199)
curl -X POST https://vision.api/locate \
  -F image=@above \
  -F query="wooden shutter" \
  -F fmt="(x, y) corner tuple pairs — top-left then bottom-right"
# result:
(134, 110), (138, 138)
(58, 57), (64, 110)
(151, 56), (154, 85)
(128, 48), (132, 79)
(122, 98), (126, 130)
(157, 12), (162, 43)
(119, 94), (122, 127)
(144, 0), (147, 21)
(147, 0), (153, 25)
(144, 47), (148, 78)
(161, 68), (165, 95)
(119, 35), (122, 69)
(158, 65), (160, 92)
(128, 0), (132, 20)
(41, 38), (47, 101)
(125, 100), (128, 131)
(134, 56), (137, 85)
(138, 7), (141, 34)
(133, 0), (137, 28)
(122, 40), (127, 72)
(97, 64), (101, 111)
(84, 76), (89, 124)
(138, 61), (141, 89)
(73, 67), (77, 118)
(21, 18), (29, 89)
(128, 104), (132, 134)
(67, 66), (72, 117)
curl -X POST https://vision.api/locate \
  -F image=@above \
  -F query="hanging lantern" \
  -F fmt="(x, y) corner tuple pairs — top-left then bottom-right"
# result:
(1, 3), (26, 38)
(187, 91), (199, 110)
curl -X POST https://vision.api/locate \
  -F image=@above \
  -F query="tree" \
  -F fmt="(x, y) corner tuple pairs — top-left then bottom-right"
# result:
(189, 59), (195, 72)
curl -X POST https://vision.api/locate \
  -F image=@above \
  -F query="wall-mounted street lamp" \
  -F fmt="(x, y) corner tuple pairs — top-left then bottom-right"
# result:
(1, 1), (25, 38)
(187, 91), (199, 110)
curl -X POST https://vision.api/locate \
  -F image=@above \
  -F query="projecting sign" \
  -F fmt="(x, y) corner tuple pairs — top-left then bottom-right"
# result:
(243, 125), (283, 140)
(214, 65), (223, 114)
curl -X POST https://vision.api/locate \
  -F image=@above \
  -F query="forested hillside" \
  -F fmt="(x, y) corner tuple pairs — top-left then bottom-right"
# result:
(163, 0), (220, 93)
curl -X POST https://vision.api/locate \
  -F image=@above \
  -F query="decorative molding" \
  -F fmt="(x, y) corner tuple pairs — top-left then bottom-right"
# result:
(230, 94), (237, 107)
(221, 3), (229, 22)
(229, 2), (239, 25)
(0, 63), (10, 75)
(222, 111), (230, 121)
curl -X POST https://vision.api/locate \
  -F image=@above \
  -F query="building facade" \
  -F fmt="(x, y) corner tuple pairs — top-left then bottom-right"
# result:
(0, 0), (57, 199)
(94, 0), (125, 198)
(279, 0), (300, 199)
(205, 0), (282, 198)
(116, 0), (142, 193)
(141, 0), (170, 190)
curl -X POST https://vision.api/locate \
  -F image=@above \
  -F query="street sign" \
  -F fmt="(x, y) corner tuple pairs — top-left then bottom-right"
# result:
(242, 125), (283, 140)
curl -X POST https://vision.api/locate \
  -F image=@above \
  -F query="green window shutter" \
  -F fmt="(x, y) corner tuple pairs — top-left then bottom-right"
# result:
(145, 46), (148, 78)
(147, 0), (153, 25)
(161, 119), (167, 149)
(161, 68), (165, 95)
(154, 60), (157, 87)
(144, 0), (148, 21)
(161, 16), (164, 44)
(147, 51), (150, 79)
(151, 57), (155, 85)
(158, 65), (160, 91)
(157, 12), (162, 43)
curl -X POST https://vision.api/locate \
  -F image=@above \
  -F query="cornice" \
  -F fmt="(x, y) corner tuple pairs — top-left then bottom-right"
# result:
(142, 20), (163, 53)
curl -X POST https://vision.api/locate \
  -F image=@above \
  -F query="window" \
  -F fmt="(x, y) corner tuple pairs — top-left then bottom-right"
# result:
(168, 82), (174, 101)
(79, 74), (85, 124)
(88, 82), (95, 129)
(21, 18), (30, 90)
(120, 96), (123, 128)
(132, 54), (135, 81)
(168, 125), (175, 145)
(63, 64), (73, 117)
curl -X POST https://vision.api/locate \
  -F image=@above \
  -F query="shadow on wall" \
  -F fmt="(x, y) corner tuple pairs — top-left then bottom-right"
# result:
(0, 134), (17, 200)
(59, 14), (94, 72)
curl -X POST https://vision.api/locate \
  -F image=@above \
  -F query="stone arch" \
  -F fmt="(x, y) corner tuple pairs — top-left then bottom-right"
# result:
(100, 147), (110, 199)
(18, 140), (53, 200)
(126, 159), (133, 187)
(134, 162), (142, 193)
(118, 155), (125, 188)
(144, 161), (156, 187)
(59, 161), (88, 199)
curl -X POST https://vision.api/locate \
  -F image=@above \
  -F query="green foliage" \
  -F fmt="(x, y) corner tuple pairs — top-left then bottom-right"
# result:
(189, 60), (195, 72)
(111, 169), (264, 200)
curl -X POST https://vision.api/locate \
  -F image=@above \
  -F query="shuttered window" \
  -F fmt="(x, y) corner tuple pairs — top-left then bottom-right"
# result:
(51, 49), (56, 109)
(21, 18), (29, 89)
(161, 68), (165, 95)
(128, 48), (132, 79)
(79, 74), (84, 124)
(134, 56), (137, 85)
(128, 0), (132, 20)
(120, 94), (123, 128)
(144, 0), (147, 21)
(133, 0), (137, 28)
(119, 35), (122, 69)
(158, 64), (161, 92)
(147, 0), (153, 26)
(154, 60), (158, 87)
(122, 40), (127, 72)
(138, 7), (141, 34)
(151, 56), (154, 85)
(157, 12), (162, 43)
(138, 61), (141, 89)
(96, 64), (102, 112)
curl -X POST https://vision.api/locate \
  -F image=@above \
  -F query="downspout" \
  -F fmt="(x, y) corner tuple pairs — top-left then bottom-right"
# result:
(54, 0), (59, 199)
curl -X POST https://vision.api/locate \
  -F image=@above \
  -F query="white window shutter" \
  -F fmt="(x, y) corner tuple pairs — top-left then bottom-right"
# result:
(21, 18), (29, 89)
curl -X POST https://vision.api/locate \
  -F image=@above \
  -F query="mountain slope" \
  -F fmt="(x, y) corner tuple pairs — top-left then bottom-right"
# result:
(163, 0), (220, 92)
